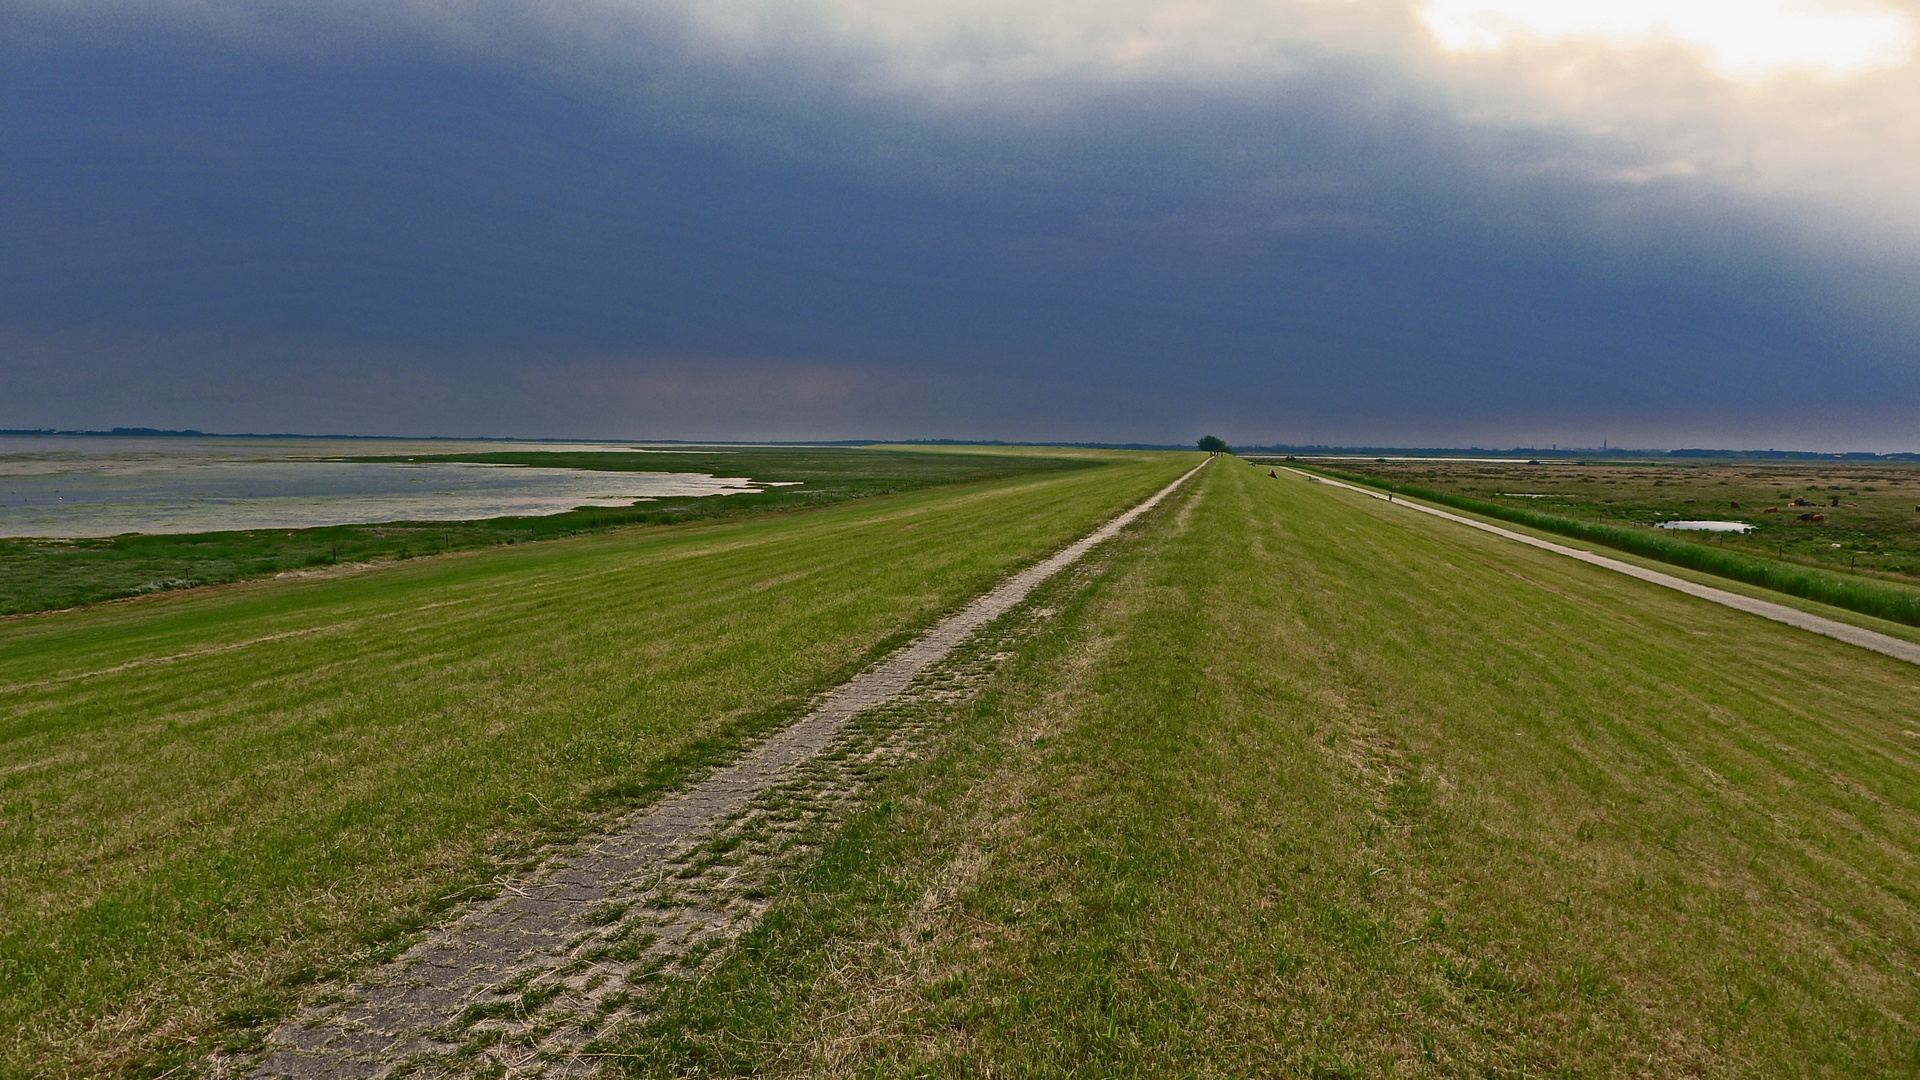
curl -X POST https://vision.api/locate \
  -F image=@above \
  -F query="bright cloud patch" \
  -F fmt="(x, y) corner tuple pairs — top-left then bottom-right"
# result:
(1422, 0), (1915, 81)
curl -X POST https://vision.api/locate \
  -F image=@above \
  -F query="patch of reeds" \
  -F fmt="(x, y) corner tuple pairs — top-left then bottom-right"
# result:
(1312, 467), (1920, 628)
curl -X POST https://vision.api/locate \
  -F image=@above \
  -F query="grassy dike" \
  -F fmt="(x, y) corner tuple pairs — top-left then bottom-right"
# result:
(615, 458), (1920, 1076)
(0, 450), (1193, 1079)
(1302, 465), (1920, 629)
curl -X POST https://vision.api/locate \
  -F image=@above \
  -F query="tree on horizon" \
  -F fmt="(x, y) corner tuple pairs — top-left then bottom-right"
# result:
(1197, 435), (1228, 456)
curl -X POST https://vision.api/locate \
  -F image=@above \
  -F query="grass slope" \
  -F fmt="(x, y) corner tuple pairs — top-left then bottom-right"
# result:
(1308, 465), (1920, 629)
(1304, 456), (1920, 584)
(0, 450), (1191, 1079)
(620, 458), (1920, 1077)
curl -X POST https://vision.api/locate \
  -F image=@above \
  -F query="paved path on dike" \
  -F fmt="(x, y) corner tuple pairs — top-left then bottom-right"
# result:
(237, 459), (1208, 1080)
(1283, 466), (1920, 667)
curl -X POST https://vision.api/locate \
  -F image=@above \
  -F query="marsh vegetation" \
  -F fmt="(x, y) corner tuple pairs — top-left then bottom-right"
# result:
(1315, 457), (1920, 577)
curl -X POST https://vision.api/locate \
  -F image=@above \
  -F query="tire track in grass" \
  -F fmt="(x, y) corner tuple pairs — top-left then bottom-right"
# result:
(226, 459), (1207, 1080)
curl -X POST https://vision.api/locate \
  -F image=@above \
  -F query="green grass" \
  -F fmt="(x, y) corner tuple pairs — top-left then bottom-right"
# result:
(1297, 455), (1920, 582)
(612, 457), (1920, 1077)
(0, 448), (1192, 1079)
(0, 446), (1092, 617)
(1300, 464), (1920, 629)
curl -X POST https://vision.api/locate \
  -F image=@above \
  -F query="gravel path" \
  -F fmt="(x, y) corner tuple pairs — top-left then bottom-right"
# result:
(231, 459), (1207, 1080)
(1285, 466), (1920, 666)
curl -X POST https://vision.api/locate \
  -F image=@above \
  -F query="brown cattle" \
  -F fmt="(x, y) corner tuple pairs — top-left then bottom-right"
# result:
(1730, 500), (1741, 509)
(1763, 506), (1780, 513)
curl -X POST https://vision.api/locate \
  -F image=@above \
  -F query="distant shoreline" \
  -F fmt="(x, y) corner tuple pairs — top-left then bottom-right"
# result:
(5, 430), (1919, 460)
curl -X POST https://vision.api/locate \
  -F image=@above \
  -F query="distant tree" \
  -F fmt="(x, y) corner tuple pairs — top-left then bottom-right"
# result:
(1197, 435), (1229, 456)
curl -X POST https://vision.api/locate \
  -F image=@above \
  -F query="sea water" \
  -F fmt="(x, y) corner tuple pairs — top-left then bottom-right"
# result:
(0, 435), (774, 537)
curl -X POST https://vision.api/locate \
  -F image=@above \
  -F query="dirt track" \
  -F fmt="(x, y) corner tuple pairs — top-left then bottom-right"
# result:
(232, 459), (1207, 1079)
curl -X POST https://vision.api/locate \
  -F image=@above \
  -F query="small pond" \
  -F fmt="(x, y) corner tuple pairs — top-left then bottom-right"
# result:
(1655, 520), (1754, 533)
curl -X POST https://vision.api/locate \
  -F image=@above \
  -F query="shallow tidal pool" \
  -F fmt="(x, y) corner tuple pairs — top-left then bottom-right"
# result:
(0, 435), (770, 537)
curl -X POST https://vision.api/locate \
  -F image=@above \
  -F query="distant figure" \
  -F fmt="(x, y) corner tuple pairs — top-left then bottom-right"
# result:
(1831, 496), (1840, 507)
(1268, 470), (1277, 478)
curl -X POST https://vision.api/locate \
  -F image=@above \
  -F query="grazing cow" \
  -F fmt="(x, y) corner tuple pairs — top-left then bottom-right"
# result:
(1763, 507), (1780, 514)
(1792, 497), (1809, 507)
(1730, 500), (1741, 509)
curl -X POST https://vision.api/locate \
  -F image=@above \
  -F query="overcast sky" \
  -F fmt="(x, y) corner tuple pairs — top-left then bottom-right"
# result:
(4, 0), (1919, 448)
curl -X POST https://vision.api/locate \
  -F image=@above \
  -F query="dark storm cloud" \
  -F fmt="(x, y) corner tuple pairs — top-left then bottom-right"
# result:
(3, 1), (1917, 447)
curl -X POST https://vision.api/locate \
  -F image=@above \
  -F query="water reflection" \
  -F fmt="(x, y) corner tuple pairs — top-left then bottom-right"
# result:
(0, 436), (772, 537)
(1655, 520), (1754, 533)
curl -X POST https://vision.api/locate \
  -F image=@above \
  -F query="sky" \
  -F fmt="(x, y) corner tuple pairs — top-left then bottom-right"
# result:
(3, 0), (1919, 449)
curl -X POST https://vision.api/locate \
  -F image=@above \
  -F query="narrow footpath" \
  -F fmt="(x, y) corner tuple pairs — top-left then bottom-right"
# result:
(235, 458), (1207, 1080)
(1283, 466), (1920, 667)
